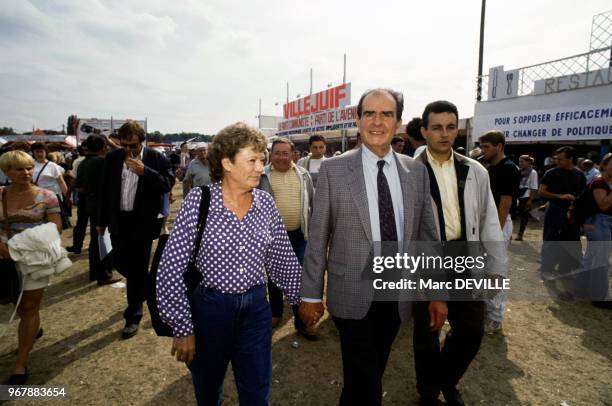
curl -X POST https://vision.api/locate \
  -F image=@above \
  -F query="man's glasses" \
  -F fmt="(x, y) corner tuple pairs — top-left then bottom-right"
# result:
(121, 142), (141, 150)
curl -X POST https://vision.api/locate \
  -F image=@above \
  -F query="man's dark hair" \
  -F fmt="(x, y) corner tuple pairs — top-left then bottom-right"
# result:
(391, 136), (404, 145)
(555, 146), (576, 163)
(9, 141), (31, 152)
(309, 135), (325, 145)
(30, 142), (47, 153)
(421, 100), (459, 129)
(85, 134), (106, 153)
(271, 137), (295, 152)
(77, 146), (86, 156)
(357, 88), (404, 121)
(405, 117), (424, 141)
(479, 130), (506, 147)
(118, 120), (145, 142)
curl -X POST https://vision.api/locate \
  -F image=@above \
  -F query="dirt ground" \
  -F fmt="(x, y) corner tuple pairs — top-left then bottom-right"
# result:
(1, 185), (611, 405)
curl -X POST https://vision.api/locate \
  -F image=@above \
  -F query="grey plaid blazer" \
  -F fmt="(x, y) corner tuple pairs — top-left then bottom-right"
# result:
(301, 148), (438, 321)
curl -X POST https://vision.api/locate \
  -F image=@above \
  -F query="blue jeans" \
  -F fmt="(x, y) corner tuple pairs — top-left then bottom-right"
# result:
(541, 203), (582, 277)
(188, 285), (272, 406)
(575, 213), (612, 301)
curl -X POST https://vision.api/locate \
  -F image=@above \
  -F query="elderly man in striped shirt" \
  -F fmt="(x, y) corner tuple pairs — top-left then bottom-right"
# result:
(263, 137), (316, 339)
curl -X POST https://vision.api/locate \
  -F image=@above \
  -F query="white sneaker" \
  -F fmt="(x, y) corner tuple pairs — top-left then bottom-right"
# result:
(484, 319), (503, 335)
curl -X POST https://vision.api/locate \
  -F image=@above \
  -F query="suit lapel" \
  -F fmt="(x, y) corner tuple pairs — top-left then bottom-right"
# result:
(136, 147), (149, 194)
(395, 154), (415, 242)
(347, 149), (373, 242)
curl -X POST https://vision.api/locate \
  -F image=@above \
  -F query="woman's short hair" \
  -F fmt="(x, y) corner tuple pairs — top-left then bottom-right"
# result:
(208, 122), (267, 182)
(519, 155), (534, 164)
(47, 151), (62, 163)
(30, 142), (47, 153)
(0, 150), (35, 173)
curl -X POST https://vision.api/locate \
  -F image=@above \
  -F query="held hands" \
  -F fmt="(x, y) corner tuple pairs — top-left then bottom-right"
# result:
(298, 302), (325, 328)
(428, 300), (448, 331)
(125, 157), (145, 176)
(171, 335), (196, 366)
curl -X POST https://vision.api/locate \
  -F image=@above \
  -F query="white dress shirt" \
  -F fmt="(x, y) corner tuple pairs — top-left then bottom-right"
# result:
(120, 147), (143, 212)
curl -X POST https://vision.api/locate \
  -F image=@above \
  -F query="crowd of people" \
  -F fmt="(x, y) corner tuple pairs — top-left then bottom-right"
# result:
(0, 88), (610, 405)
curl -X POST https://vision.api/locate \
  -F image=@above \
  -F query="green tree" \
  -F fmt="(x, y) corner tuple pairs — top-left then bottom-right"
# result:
(67, 115), (78, 135)
(0, 127), (16, 135)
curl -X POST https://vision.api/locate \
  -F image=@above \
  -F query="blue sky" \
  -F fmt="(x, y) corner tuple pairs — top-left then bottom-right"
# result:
(0, 0), (610, 133)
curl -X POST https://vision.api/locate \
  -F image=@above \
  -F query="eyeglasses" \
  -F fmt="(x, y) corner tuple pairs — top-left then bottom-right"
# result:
(361, 111), (396, 121)
(121, 142), (141, 150)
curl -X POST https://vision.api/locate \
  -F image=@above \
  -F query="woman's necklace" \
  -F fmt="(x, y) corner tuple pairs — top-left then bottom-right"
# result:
(222, 185), (250, 211)
(224, 194), (250, 209)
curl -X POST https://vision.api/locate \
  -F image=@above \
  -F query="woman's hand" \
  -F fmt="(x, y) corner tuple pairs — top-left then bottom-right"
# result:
(171, 335), (196, 365)
(0, 241), (10, 259)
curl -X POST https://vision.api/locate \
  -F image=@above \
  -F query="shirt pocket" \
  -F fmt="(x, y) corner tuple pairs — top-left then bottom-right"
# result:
(248, 227), (273, 251)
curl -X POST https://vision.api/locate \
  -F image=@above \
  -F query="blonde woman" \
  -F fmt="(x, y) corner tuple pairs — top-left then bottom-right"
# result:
(0, 151), (62, 384)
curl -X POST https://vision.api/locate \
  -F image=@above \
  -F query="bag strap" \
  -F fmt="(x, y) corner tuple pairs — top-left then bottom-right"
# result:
(188, 186), (211, 265)
(2, 188), (12, 239)
(34, 161), (50, 186)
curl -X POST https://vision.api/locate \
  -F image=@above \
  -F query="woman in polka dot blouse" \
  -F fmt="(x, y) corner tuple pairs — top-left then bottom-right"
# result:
(157, 122), (302, 405)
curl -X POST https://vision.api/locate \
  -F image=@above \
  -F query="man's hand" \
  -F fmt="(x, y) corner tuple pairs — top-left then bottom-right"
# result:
(171, 335), (196, 366)
(428, 300), (448, 331)
(298, 302), (325, 328)
(559, 193), (575, 201)
(125, 158), (145, 176)
(96, 226), (106, 236)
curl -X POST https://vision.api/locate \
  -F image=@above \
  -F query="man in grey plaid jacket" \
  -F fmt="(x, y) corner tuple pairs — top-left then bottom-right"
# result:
(299, 88), (441, 405)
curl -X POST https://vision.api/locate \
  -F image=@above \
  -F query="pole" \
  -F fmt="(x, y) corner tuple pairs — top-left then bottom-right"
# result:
(258, 98), (262, 129)
(310, 68), (313, 95)
(476, 0), (486, 101)
(286, 82), (289, 103)
(343, 53), (346, 84)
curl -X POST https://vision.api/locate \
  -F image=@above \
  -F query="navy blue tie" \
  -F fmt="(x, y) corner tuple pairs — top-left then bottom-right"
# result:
(377, 160), (397, 242)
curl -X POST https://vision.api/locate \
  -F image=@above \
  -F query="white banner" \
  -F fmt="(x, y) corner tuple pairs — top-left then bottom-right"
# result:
(277, 105), (357, 136)
(534, 67), (612, 95)
(76, 118), (146, 139)
(473, 103), (612, 142)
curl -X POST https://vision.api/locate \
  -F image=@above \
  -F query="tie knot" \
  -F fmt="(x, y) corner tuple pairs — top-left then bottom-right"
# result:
(377, 160), (386, 171)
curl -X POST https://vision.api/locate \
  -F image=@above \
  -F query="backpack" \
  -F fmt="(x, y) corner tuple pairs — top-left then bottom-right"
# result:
(147, 186), (210, 337)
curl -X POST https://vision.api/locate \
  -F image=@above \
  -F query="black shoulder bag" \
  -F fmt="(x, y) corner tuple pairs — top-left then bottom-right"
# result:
(147, 186), (210, 337)
(0, 188), (22, 305)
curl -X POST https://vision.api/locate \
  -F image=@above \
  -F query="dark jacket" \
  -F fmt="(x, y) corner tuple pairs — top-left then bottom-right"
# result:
(76, 155), (105, 223)
(97, 147), (175, 240)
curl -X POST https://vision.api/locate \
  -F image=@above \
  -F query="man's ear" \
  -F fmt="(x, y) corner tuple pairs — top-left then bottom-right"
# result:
(420, 126), (428, 140)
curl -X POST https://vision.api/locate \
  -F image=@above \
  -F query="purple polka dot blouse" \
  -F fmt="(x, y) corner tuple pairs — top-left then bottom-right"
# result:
(156, 182), (302, 337)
